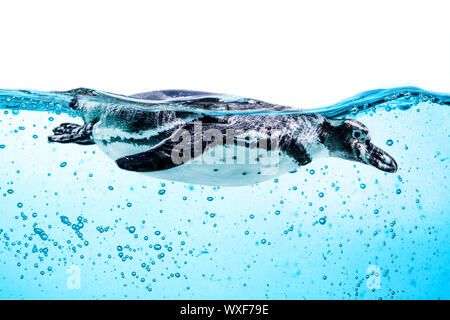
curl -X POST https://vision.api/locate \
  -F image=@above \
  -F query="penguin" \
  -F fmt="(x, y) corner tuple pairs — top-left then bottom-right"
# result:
(48, 89), (397, 186)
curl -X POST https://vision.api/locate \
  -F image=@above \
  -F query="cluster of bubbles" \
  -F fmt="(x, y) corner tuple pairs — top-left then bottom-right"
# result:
(0, 91), (447, 299)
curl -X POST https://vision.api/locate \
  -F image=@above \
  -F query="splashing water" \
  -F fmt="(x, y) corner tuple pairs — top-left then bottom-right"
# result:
(0, 87), (448, 299)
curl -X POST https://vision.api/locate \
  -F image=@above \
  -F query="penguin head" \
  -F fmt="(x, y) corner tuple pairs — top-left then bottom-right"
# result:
(321, 119), (398, 173)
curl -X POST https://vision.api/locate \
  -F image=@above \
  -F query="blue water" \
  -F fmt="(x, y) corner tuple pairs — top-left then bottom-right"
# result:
(0, 87), (448, 299)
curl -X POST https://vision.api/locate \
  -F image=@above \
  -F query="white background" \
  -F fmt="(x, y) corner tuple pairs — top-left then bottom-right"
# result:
(0, 0), (449, 108)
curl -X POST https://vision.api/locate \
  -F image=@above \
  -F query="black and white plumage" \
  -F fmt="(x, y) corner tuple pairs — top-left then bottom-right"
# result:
(48, 90), (397, 186)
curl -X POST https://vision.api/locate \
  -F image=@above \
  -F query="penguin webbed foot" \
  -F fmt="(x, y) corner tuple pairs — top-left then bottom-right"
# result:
(48, 122), (95, 145)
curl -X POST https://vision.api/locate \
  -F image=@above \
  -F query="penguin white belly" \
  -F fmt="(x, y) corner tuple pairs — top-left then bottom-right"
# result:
(94, 130), (299, 186)
(144, 144), (299, 186)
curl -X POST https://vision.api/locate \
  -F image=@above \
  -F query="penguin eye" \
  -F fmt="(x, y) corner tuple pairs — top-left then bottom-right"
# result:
(352, 129), (362, 139)
(352, 129), (369, 142)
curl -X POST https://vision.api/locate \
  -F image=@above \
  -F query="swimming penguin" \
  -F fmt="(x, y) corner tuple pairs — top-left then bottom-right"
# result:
(48, 89), (397, 186)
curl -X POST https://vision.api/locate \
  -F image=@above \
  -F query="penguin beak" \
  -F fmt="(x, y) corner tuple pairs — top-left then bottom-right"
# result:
(359, 141), (398, 173)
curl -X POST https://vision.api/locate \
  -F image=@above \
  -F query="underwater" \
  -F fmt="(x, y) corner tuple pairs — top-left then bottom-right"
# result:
(0, 86), (448, 299)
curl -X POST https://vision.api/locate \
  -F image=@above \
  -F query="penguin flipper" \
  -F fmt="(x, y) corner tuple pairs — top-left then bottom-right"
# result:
(48, 122), (95, 145)
(281, 138), (312, 166)
(116, 122), (230, 172)
(115, 138), (181, 172)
